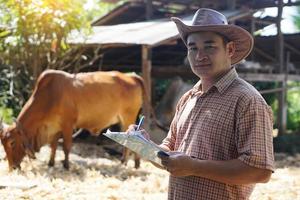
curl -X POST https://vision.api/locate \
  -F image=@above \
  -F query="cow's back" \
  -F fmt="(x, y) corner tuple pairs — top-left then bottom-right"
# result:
(17, 70), (143, 147)
(72, 71), (143, 133)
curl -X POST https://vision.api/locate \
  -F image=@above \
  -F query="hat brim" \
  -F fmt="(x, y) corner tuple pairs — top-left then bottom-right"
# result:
(171, 17), (254, 65)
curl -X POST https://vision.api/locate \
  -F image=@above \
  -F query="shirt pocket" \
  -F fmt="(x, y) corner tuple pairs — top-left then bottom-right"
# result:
(188, 105), (236, 160)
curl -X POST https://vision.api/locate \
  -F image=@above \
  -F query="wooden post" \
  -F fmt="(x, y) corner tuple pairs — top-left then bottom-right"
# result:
(141, 45), (152, 128)
(276, 0), (287, 135)
(145, 0), (153, 20)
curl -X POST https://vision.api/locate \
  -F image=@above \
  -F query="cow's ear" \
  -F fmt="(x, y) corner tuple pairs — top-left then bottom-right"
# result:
(25, 146), (36, 159)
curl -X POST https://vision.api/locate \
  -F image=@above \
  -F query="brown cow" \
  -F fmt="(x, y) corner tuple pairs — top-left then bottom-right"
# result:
(0, 70), (143, 170)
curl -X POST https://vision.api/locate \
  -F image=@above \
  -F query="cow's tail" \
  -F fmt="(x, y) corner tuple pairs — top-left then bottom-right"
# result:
(130, 74), (169, 132)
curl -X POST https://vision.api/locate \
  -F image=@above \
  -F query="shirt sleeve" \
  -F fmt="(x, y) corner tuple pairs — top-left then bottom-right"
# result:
(236, 95), (275, 172)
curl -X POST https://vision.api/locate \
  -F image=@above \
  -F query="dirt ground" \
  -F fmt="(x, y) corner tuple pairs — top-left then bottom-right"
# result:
(0, 140), (299, 200)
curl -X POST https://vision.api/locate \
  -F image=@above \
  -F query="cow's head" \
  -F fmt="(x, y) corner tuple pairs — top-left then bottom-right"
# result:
(0, 120), (35, 170)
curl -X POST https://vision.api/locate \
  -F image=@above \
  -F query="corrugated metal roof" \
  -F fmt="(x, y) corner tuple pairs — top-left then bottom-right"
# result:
(69, 10), (252, 47)
(69, 19), (178, 46)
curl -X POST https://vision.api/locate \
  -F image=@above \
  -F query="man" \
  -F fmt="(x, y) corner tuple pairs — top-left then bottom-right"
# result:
(130, 8), (274, 199)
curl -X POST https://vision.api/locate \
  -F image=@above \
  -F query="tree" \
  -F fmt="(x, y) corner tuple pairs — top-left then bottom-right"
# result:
(0, 0), (118, 118)
(0, 0), (92, 77)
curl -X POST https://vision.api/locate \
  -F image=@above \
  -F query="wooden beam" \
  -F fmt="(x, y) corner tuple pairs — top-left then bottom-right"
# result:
(238, 73), (285, 82)
(101, 64), (300, 81)
(276, 0), (287, 135)
(253, 47), (276, 62)
(285, 42), (300, 57)
(151, 66), (300, 82)
(287, 74), (300, 81)
(259, 87), (284, 94)
(238, 73), (300, 82)
(259, 85), (300, 94)
(152, 36), (179, 47)
(91, 4), (131, 26)
(141, 45), (152, 126)
(256, 1), (300, 8)
(283, 2), (300, 7)
(146, 0), (153, 20)
(254, 19), (274, 26)
(277, 2), (284, 73)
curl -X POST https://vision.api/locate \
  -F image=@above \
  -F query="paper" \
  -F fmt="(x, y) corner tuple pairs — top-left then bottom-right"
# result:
(103, 130), (168, 166)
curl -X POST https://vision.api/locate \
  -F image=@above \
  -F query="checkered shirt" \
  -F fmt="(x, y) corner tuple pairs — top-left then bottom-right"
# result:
(162, 68), (275, 200)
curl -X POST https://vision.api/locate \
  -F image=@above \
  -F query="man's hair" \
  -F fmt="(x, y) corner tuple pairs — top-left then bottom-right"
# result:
(215, 32), (231, 47)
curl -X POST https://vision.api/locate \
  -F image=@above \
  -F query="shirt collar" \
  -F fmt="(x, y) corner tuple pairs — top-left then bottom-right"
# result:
(191, 67), (238, 96)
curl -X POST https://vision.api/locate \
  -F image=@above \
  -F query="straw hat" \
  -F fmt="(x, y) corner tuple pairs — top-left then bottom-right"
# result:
(171, 8), (253, 65)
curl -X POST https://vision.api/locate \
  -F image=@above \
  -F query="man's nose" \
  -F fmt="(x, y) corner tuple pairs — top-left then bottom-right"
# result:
(196, 49), (208, 61)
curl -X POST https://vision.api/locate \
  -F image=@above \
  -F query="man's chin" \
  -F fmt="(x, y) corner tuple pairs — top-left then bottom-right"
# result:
(192, 69), (211, 78)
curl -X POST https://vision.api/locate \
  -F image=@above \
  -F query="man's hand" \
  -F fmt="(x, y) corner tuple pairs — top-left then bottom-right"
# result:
(126, 124), (150, 140)
(158, 151), (194, 177)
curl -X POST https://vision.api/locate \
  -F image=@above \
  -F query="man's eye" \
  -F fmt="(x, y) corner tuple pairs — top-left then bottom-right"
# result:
(205, 46), (215, 49)
(189, 47), (197, 51)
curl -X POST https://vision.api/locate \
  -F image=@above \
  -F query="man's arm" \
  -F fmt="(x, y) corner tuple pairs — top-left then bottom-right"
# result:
(159, 152), (272, 185)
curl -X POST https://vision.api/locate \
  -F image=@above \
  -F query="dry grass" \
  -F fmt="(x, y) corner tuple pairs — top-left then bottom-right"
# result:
(0, 142), (299, 200)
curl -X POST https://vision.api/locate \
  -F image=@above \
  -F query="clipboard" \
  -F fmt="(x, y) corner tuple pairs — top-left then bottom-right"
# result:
(103, 129), (168, 166)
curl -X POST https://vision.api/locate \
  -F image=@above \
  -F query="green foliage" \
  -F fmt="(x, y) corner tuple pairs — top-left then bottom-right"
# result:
(274, 133), (300, 154)
(252, 82), (278, 125)
(253, 82), (277, 105)
(84, 0), (125, 22)
(0, 63), (32, 117)
(0, 0), (118, 115)
(252, 81), (300, 132)
(153, 78), (171, 106)
(286, 81), (300, 131)
(0, 0), (91, 76)
(0, 106), (13, 123)
(293, 6), (300, 29)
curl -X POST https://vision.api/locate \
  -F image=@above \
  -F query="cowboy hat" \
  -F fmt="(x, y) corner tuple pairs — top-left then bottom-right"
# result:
(171, 8), (253, 65)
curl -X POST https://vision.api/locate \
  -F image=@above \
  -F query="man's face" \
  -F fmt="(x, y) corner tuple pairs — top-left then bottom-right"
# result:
(187, 32), (235, 80)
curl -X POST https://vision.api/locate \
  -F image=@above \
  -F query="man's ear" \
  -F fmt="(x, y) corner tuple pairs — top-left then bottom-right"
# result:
(227, 41), (236, 58)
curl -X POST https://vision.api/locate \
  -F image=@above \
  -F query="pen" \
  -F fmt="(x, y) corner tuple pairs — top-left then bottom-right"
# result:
(136, 115), (145, 131)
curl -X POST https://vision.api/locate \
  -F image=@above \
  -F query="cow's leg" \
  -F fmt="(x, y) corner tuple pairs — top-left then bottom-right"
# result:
(121, 149), (141, 168)
(121, 147), (130, 166)
(61, 126), (73, 170)
(48, 133), (61, 167)
(133, 152), (141, 169)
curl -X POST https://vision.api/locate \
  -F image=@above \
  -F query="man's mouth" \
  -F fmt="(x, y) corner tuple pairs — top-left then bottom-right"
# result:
(195, 64), (211, 68)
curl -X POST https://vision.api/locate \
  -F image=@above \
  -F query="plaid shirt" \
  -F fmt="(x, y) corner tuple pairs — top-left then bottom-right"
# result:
(162, 68), (274, 200)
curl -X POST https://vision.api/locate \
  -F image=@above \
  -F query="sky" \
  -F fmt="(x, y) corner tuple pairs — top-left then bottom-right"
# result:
(84, 0), (100, 11)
